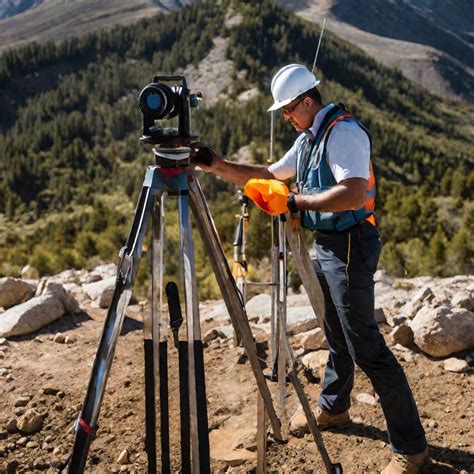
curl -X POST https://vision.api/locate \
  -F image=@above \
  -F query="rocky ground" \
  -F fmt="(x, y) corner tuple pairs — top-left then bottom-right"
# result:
(0, 268), (473, 473)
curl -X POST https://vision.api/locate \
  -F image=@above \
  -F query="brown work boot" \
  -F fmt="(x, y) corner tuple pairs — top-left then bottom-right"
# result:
(315, 407), (351, 429)
(382, 449), (428, 474)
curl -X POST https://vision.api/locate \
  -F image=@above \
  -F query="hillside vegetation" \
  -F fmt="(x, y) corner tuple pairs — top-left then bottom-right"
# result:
(0, 0), (472, 296)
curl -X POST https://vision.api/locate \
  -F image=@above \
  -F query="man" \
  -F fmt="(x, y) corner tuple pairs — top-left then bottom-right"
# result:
(193, 64), (428, 473)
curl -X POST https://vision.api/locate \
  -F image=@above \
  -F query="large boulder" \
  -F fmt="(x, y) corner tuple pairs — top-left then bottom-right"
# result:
(0, 278), (35, 309)
(0, 283), (79, 337)
(301, 350), (329, 379)
(287, 306), (318, 334)
(83, 277), (117, 308)
(401, 286), (434, 319)
(409, 305), (474, 357)
(295, 327), (327, 351)
(245, 294), (271, 322)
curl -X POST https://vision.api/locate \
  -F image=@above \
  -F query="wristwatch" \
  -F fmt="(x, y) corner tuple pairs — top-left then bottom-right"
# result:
(287, 192), (299, 214)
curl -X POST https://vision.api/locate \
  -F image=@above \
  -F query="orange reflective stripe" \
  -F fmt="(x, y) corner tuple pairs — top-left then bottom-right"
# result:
(365, 160), (376, 212)
(365, 214), (376, 226)
(365, 198), (375, 212)
(322, 114), (352, 142)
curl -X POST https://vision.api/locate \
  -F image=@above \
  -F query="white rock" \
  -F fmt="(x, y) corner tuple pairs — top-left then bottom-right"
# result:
(374, 269), (394, 285)
(287, 306), (318, 335)
(209, 428), (256, 466)
(409, 305), (474, 357)
(91, 263), (117, 280)
(117, 448), (129, 464)
(451, 290), (474, 311)
(356, 393), (377, 405)
(444, 358), (469, 373)
(53, 333), (67, 344)
(287, 292), (311, 307)
(215, 325), (234, 340)
(0, 278), (35, 309)
(401, 286), (434, 319)
(45, 283), (80, 314)
(202, 300), (230, 323)
(231, 429), (257, 451)
(78, 272), (102, 285)
(390, 324), (414, 347)
(17, 409), (43, 434)
(0, 284), (79, 337)
(82, 276), (116, 308)
(245, 294), (271, 322)
(298, 328), (327, 351)
(301, 350), (329, 376)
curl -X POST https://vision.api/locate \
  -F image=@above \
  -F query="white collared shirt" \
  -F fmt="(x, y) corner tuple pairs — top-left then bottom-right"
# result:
(268, 103), (370, 183)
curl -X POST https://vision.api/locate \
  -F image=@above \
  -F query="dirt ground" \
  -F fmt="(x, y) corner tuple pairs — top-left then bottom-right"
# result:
(0, 299), (473, 473)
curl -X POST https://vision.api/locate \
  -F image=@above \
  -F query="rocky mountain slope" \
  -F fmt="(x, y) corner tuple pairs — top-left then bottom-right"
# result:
(279, 0), (474, 103)
(0, 0), (472, 102)
(0, 0), (198, 54)
(0, 266), (473, 472)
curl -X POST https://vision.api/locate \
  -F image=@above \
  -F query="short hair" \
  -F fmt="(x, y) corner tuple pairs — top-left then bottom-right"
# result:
(302, 87), (322, 105)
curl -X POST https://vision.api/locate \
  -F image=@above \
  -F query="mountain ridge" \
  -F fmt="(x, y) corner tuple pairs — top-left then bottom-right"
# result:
(0, 0), (473, 102)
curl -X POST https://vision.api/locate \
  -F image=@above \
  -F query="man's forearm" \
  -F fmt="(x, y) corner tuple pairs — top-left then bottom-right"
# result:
(294, 179), (367, 212)
(212, 158), (274, 186)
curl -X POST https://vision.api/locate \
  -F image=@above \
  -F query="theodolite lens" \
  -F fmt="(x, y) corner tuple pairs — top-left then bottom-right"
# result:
(139, 82), (178, 120)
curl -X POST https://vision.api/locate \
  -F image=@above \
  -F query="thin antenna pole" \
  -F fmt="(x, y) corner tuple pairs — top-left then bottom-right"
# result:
(312, 17), (326, 73)
(268, 110), (275, 163)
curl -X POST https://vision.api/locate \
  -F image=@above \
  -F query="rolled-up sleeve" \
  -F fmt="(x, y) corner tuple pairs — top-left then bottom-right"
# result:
(268, 143), (298, 180)
(326, 122), (370, 183)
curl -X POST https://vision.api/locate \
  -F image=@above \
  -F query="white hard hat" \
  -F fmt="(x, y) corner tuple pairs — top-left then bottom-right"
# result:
(267, 64), (320, 112)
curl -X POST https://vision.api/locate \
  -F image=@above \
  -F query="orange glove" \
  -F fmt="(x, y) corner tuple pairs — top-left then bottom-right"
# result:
(243, 179), (289, 216)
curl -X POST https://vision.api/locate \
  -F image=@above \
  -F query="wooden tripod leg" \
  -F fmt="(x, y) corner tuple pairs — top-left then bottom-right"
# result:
(256, 392), (267, 474)
(287, 367), (342, 474)
(188, 176), (282, 441)
(284, 214), (325, 329)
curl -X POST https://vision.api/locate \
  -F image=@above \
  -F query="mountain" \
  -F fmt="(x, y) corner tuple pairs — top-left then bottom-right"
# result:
(279, 0), (474, 103)
(0, 0), (472, 103)
(0, 0), (472, 290)
(0, 0), (198, 53)
(0, 0), (42, 19)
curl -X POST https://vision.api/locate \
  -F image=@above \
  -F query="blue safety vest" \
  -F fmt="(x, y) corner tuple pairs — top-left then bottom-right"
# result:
(296, 104), (376, 232)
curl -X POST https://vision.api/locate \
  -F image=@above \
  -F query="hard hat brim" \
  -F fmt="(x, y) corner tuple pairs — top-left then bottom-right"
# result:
(267, 79), (321, 112)
(267, 97), (293, 112)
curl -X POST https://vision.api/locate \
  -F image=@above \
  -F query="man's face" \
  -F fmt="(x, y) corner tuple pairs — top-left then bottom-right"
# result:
(281, 95), (315, 131)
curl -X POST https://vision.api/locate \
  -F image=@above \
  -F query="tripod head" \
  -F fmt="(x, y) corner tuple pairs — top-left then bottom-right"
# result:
(139, 75), (201, 145)
(139, 75), (202, 167)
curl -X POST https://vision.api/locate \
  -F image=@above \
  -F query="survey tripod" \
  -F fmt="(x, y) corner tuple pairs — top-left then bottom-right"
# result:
(232, 205), (343, 474)
(66, 146), (283, 473)
(230, 108), (343, 473)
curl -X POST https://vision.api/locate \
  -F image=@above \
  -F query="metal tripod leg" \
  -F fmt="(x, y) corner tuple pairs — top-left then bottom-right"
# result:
(151, 194), (172, 474)
(142, 194), (165, 474)
(188, 176), (282, 440)
(277, 216), (288, 431)
(67, 180), (156, 474)
(178, 191), (211, 473)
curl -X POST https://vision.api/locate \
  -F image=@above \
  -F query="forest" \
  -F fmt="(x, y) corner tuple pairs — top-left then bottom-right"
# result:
(0, 0), (472, 297)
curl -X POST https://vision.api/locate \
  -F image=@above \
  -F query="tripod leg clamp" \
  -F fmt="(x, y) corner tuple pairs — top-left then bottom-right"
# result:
(117, 246), (133, 282)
